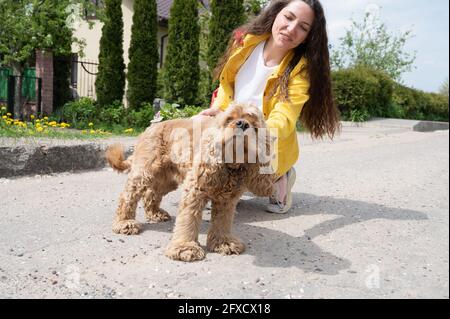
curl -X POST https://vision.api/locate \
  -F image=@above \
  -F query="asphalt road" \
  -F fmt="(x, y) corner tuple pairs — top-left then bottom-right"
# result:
(0, 123), (448, 299)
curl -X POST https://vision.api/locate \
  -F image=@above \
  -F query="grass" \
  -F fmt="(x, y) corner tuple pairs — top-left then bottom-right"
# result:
(1, 105), (309, 139)
(0, 106), (141, 139)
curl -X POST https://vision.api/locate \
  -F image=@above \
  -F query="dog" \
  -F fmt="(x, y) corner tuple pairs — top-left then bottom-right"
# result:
(105, 104), (276, 262)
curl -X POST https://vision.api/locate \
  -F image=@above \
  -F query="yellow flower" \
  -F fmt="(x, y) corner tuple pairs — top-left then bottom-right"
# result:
(90, 129), (95, 134)
(2, 116), (6, 120)
(6, 113), (12, 116)
(1, 106), (6, 111)
(88, 122), (94, 127)
(30, 115), (35, 119)
(36, 127), (44, 132)
(44, 116), (48, 120)
(124, 128), (134, 133)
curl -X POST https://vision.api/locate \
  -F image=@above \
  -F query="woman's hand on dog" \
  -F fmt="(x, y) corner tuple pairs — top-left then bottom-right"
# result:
(198, 107), (222, 117)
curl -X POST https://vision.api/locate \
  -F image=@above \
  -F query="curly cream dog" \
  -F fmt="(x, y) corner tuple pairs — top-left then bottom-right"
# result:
(106, 104), (276, 262)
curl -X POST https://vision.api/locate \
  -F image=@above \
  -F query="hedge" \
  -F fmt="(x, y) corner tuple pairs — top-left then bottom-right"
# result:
(332, 67), (448, 122)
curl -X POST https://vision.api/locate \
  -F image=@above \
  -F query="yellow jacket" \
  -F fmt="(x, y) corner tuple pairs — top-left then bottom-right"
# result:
(211, 33), (310, 176)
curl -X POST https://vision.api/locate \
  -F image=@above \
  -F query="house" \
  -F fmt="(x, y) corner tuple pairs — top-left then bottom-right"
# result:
(71, 0), (209, 101)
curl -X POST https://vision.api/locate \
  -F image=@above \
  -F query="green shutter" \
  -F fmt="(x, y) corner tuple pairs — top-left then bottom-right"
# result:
(0, 68), (11, 101)
(22, 68), (36, 101)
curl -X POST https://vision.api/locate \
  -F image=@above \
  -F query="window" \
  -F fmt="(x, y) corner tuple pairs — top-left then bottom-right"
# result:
(85, 0), (104, 20)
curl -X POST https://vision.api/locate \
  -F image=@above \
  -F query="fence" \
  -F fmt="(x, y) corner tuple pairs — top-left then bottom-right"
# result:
(71, 58), (98, 100)
(0, 67), (42, 117)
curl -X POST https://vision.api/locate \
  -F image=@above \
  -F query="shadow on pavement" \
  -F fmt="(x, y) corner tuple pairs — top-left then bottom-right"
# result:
(141, 192), (428, 275)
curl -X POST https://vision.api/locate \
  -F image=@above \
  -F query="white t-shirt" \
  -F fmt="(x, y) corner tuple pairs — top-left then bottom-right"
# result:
(234, 40), (279, 110)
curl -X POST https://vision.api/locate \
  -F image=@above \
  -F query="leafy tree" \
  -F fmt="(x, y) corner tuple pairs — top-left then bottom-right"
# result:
(126, 0), (159, 110)
(0, 0), (96, 116)
(331, 11), (416, 81)
(163, 0), (200, 105)
(95, 0), (126, 107)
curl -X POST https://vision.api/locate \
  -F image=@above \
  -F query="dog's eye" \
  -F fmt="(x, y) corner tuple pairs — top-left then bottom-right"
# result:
(224, 117), (235, 126)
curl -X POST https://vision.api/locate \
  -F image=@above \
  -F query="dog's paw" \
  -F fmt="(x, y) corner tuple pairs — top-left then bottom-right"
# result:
(207, 235), (246, 255)
(112, 220), (141, 235)
(165, 241), (205, 262)
(146, 208), (171, 223)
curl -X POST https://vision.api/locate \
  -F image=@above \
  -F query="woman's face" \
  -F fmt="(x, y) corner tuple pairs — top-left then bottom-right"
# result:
(271, 0), (315, 50)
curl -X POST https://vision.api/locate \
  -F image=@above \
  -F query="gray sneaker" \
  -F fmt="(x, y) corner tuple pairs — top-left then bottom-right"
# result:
(266, 167), (296, 214)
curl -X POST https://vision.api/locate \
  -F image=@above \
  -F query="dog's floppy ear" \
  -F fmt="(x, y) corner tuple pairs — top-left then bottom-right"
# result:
(215, 102), (237, 127)
(244, 104), (266, 128)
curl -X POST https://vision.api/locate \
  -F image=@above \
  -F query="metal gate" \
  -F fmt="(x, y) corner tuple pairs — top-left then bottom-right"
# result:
(70, 57), (99, 100)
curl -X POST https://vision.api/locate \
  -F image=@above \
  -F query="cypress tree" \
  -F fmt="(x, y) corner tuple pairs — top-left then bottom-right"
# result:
(95, 0), (126, 107)
(127, 0), (159, 110)
(163, 0), (200, 105)
(207, 0), (245, 88)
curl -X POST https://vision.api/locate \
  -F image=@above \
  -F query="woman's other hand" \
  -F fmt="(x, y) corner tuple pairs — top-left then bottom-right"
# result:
(198, 107), (222, 117)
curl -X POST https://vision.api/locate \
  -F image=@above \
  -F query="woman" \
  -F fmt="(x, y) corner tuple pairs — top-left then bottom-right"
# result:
(199, 0), (340, 213)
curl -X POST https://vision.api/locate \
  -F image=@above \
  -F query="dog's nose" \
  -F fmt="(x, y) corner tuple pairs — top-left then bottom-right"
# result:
(236, 120), (250, 131)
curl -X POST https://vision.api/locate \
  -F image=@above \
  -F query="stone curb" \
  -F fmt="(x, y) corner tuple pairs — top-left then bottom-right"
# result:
(342, 118), (449, 132)
(1, 117), (448, 178)
(0, 138), (135, 178)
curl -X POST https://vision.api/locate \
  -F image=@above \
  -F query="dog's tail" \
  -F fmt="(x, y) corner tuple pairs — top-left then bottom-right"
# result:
(105, 143), (132, 173)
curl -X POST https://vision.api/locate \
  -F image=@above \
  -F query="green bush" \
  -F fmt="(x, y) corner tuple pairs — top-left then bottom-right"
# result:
(384, 102), (406, 119)
(61, 97), (97, 128)
(392, 83), (449, 121)
(97, 100), (126, 125)
(332, 66), (394, 120)
(158, 103), (204, 121)
(61, 97), (157, 131)
(425, 93), (449, 121)
(349, 109), (371, 122)
(124, 102), (155, 128)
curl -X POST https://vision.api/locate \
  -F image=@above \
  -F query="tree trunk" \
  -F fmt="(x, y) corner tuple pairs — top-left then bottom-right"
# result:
(11, 62), (24, 119)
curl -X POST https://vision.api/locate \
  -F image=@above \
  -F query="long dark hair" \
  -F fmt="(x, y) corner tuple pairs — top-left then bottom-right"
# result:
(213, 0), (340, 139)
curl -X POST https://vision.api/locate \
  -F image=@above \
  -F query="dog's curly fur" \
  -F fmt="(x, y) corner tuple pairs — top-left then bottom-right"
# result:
(106, 104), (276, 262)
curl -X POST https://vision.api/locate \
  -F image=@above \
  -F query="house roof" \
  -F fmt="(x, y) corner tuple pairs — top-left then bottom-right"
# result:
(157, 0), (210, 22)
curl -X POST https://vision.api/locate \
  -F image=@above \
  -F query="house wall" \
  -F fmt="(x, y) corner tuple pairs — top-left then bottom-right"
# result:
(71, 0), (169, 103)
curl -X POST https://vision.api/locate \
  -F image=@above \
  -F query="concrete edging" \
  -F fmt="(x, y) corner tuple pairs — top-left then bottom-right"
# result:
(0, 138), (135, 178)
(342, 118), (449, 132)
(0, 117), (448, 178)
